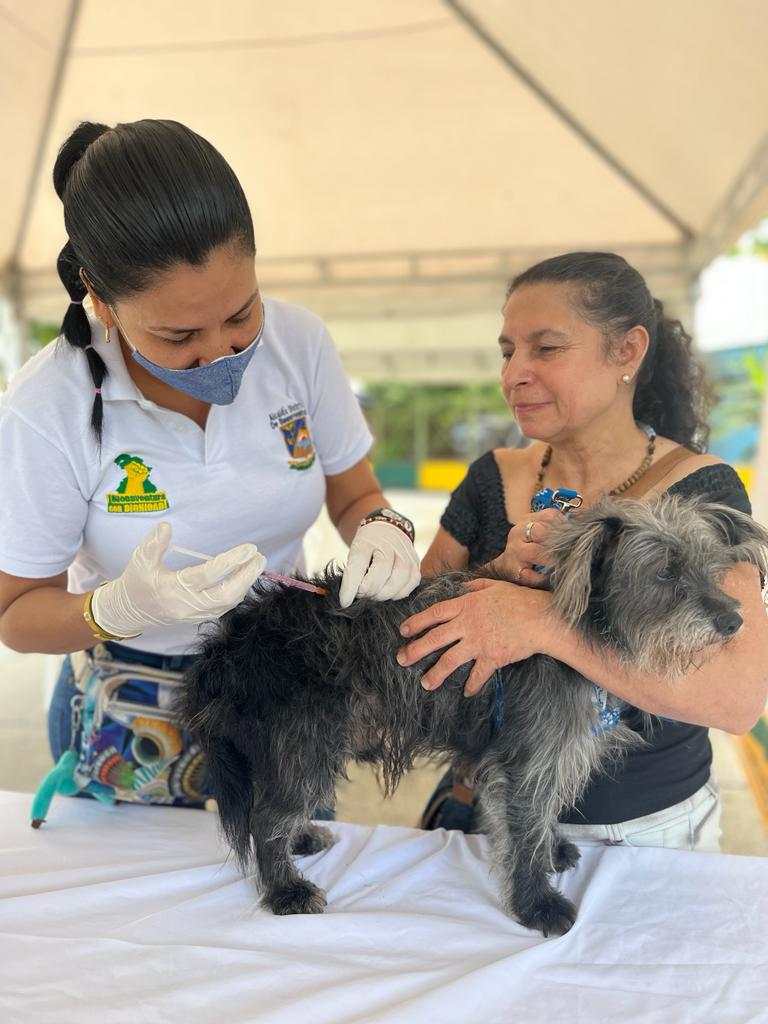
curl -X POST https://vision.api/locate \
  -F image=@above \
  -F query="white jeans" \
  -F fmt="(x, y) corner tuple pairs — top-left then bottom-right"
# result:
(558, 776), (721, 853)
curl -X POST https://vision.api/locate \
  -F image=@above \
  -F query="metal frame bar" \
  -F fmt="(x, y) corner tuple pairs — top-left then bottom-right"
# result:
(692, 133), (768, 274)
(22, 240), (691, 321)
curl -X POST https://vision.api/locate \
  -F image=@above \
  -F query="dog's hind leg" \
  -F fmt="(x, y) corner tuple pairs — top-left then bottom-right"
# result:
(200, 739), (326, 912)
(251, 806), (328, 915)
(251, 718), (347, 914)
(477, 760), (577, 937)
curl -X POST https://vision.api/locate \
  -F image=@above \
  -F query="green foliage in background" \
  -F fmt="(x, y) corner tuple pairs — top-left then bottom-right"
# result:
(726, 218), (768, 259)
(704, 345), (768, 462)
(364, 382), (517, 462)
(28, 320), (60, 349)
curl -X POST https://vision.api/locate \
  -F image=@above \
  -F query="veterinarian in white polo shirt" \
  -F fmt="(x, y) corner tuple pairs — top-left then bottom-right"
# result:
(2, 298), (388, 656)
(0, 119), (420, 815)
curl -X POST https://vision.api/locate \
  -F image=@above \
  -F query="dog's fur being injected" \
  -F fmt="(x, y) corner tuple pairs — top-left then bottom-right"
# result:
(176, 495), (768, 936)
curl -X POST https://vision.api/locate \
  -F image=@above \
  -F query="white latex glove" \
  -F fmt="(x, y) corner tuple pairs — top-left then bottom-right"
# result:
(339, 521), (421, 608)
(91, 522), (266, 637)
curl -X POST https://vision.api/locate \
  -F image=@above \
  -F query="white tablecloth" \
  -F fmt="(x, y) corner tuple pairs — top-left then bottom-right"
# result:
(1, 790), (766, 1023)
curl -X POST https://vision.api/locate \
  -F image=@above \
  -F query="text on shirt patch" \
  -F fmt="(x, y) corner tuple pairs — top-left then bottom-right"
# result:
(106, 453), (170, 513)
(269, 403), (316, 471)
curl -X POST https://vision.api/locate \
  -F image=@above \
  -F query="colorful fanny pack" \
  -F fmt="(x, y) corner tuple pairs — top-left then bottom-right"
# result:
(31, 644), (208, 827)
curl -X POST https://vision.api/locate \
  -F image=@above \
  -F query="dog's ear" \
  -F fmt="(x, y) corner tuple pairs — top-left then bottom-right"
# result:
(548, 512), (624, 626)
(699, 503), (768, 577)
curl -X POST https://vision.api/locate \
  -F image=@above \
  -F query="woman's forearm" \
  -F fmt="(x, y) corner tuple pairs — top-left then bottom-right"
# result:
(324, 459), (390, 546)
(540, 563), (768, 734)
(0, 587), (98, 655)
(332, 491), (387, 546)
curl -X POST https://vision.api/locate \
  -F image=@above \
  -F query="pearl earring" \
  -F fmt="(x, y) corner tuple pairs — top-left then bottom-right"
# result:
(621, 373), (632, 384)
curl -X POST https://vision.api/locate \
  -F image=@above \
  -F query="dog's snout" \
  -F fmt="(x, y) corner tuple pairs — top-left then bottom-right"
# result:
(713, 610), (743, 636)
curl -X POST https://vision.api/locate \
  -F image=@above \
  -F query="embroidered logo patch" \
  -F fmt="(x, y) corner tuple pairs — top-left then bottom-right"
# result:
(106, 453), (170, 513)
(269, 403), (316, 470)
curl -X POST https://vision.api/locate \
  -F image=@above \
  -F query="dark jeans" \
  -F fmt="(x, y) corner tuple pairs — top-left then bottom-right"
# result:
(47, 641), (335, 819)
(421, 768), (476, 832)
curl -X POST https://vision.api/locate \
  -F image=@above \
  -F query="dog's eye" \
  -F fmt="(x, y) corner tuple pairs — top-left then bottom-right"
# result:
(656, 567), (676, 582)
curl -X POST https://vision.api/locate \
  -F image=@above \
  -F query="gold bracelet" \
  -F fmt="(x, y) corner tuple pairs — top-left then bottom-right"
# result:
(82, 585), (142, 641)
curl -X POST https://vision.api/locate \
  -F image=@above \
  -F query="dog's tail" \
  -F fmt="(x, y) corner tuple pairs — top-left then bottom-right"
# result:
(204, 734), (255, 873)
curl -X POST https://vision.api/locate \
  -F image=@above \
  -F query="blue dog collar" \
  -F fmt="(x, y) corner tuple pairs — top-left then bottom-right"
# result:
(591, 685), (623, 735)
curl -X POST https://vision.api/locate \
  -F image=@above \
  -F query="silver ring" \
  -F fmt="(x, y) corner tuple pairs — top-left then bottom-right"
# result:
(524, 522), (536, 543)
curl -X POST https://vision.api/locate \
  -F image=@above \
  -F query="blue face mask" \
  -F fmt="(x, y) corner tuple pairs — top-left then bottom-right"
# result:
(111, 306), (264, 405)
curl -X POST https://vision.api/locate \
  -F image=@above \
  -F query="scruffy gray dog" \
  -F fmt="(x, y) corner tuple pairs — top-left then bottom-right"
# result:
(177, 495), (768, 936)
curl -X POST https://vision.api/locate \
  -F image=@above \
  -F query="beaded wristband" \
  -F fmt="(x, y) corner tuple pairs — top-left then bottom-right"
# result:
(358, 507), (415, 543)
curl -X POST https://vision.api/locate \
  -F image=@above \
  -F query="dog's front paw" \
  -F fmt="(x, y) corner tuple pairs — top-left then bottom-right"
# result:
(292, 824), (336, 856)
(265, 879), (328, 915)
(553, 839), (581, 873)
(518, 893), (577, 937)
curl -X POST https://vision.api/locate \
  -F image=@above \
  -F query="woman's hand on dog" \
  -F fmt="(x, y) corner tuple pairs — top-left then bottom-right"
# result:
(397, 580), (551, 696)
(490, 508), (562, 588)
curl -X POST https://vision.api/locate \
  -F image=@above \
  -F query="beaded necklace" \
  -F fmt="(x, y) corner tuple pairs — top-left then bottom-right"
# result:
(534, 425), (657, 496)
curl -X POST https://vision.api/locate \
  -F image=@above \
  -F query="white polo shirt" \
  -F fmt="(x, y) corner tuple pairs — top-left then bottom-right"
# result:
(0, 297), (372, 654)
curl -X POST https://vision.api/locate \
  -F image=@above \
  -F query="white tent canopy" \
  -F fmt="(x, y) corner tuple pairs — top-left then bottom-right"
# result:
(2, 0), (768, 381)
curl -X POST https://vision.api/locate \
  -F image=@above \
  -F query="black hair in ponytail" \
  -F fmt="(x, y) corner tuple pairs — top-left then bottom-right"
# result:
(54, 122), (111, 442)
(53, 119), (256, 444)
(506, 251), (711, 450)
